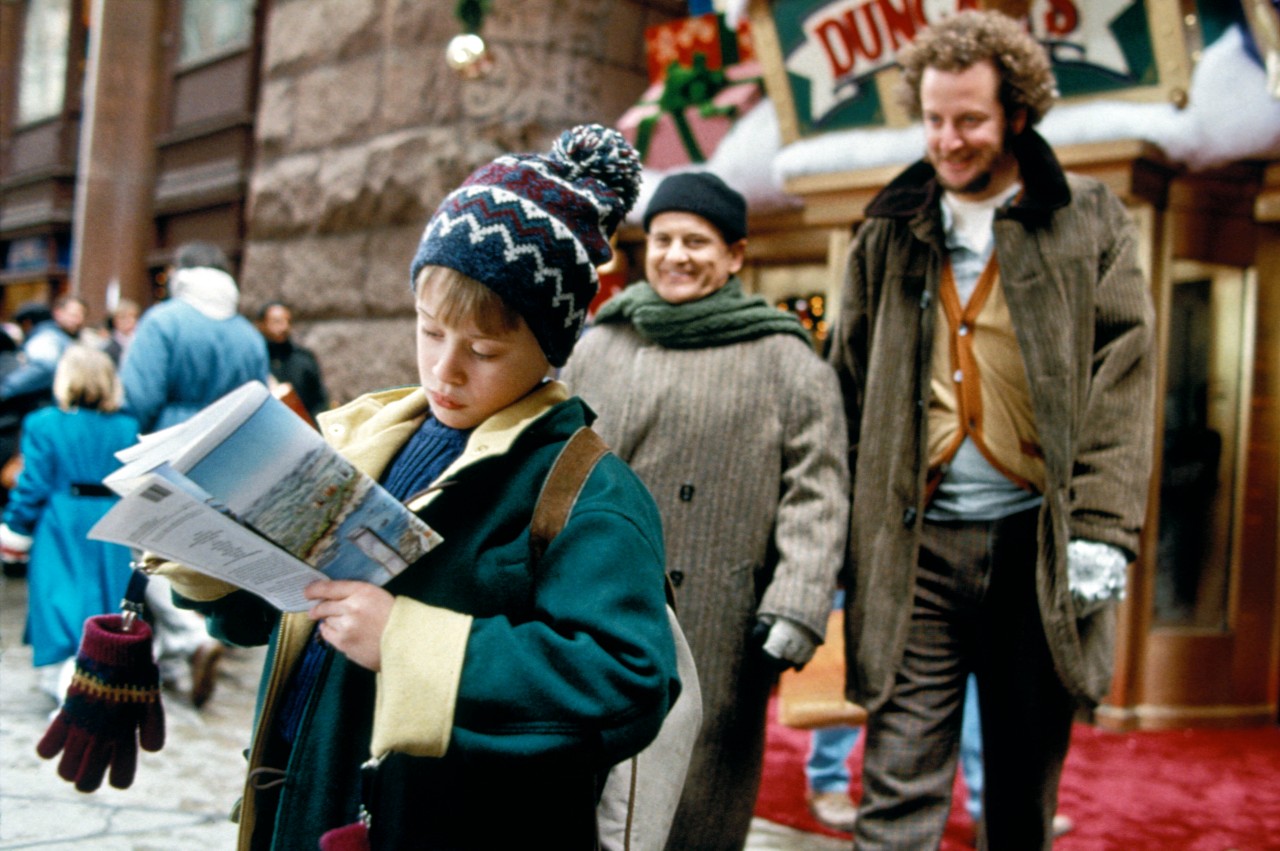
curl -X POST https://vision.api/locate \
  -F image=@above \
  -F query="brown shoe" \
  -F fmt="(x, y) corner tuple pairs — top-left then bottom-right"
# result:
(807, 790), (858, 833)
(190, 641), (224, 708)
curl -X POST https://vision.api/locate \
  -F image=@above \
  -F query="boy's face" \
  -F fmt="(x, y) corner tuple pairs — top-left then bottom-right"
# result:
(415, 282), (550, 430)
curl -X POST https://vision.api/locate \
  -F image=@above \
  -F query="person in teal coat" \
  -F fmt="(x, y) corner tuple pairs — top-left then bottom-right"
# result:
(0, 346), (138, 700)
(154, 125), (679, 850)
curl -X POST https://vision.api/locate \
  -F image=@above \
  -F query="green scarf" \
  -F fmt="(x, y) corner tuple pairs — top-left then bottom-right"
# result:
(593, 278), (811, 350)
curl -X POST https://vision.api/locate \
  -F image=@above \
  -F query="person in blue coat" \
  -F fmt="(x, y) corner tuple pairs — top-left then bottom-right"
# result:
(0, 346), (139, 702)
(118, 240), (269, 706)
(121, 241), (269, 433)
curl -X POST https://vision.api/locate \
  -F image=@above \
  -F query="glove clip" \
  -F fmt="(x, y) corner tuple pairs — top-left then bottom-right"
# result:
(120, 564), (151, 632)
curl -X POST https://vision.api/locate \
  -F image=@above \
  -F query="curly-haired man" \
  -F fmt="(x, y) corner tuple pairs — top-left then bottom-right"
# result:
(828, 11), (1155, 849)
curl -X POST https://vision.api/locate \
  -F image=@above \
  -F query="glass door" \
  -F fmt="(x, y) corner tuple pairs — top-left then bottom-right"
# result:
(1153, 262), (1254, 629)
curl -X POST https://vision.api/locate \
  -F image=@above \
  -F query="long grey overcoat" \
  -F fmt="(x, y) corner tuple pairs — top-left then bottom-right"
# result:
(563, 321), (849, 851)
(828, 131), (1156, 712)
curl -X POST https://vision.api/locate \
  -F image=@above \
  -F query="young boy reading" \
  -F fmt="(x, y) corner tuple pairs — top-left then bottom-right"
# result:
(153, 124), (679, 850)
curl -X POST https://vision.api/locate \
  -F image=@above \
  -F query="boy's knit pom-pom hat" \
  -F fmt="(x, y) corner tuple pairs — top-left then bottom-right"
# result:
(410, 124), (642, 367)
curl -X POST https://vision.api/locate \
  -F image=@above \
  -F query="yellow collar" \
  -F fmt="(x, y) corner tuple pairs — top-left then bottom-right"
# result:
(317, 381), (570, 512)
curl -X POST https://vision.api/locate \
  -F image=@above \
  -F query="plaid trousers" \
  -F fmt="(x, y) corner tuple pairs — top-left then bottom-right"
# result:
(853, 508), (1075, 851)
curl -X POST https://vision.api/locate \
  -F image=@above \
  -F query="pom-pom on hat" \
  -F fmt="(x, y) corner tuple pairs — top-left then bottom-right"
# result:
(410, 124), (642, 367)
(642, 171), (747, 244)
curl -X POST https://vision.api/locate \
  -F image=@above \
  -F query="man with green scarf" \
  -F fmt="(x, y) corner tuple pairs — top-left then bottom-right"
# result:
(561, 171), (850, 851)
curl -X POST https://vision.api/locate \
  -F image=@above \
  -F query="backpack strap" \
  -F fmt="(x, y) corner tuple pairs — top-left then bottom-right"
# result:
(530, 427), (610, 563)
(530, 426), (677, 611)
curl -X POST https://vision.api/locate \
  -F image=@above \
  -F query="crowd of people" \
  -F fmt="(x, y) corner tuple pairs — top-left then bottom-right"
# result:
(0, 241), (330, 712)
(5, 10), (1156, 851)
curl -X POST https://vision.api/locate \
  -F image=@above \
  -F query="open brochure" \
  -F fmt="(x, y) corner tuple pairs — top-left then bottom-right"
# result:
(89, 381), (443, 612)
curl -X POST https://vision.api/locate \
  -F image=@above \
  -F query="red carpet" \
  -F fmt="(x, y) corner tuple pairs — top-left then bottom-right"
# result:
(754, 695), (1280, 849)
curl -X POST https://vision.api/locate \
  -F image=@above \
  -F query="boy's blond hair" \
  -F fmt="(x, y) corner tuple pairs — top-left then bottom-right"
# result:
(415, 265), (523, 337)
(53, 345), (124, 412)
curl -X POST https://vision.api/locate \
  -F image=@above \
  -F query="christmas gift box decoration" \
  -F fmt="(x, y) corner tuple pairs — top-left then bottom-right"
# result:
(644, 12), (755, 84)
(618, 58), (764, 171)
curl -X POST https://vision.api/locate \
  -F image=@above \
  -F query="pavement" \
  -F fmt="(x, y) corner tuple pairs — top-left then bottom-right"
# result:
(1, 572), (265, 849)
(0, 572), (843, 850)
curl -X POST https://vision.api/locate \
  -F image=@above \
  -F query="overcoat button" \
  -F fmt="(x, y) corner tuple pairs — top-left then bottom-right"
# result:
(902, 507), (917, 528)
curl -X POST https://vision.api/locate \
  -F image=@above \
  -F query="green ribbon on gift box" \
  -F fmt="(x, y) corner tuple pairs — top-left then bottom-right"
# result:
(635, 53), (742, 165)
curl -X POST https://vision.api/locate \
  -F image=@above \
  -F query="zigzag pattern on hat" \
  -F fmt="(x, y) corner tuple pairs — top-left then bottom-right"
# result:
(431, 185), (594, 265)
(424, 189), (597, 330)
(465, 159), (612, 261)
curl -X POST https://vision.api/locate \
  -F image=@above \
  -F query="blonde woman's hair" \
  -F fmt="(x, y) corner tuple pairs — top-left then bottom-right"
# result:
(414, 265), (523, 337)
(53, 345), (124, 412)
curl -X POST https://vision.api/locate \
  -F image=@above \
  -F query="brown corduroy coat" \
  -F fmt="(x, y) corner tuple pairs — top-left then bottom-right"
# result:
(828, 131), (1156, 713)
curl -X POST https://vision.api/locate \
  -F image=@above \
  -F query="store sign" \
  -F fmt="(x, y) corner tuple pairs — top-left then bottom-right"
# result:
(750, 0), (1196, 140)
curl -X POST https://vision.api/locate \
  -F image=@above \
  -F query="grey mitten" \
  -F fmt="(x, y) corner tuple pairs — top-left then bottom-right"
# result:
(1066, 539), (1129, 617)
(759, 617), (819, 671)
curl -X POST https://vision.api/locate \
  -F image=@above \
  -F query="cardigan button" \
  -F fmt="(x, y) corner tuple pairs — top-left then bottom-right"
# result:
(902, 507), (917, 528)
(669, 570), (685, 588)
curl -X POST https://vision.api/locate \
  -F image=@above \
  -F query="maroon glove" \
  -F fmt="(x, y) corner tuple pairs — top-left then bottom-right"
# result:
(37, 614), (165, 791)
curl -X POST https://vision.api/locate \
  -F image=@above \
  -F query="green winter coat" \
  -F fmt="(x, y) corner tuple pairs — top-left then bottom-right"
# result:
(159, 381), (678, 850)
(829, 130), (1156, 712)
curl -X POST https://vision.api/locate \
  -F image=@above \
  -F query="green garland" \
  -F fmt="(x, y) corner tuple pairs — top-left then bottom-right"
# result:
(455, 0), (492, 33)
(635, 53), (742, 164)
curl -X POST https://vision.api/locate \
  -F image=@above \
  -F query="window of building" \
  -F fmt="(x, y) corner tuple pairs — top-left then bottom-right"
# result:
(17, 0), (72, 125)
(179, 0), (253, 66)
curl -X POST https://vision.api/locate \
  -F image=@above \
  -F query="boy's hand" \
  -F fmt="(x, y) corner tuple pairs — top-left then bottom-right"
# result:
(305, 580), (394, 671)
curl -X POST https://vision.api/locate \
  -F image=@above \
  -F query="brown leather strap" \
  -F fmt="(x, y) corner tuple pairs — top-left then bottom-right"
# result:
(530, 427), (610, 563)
(530, 426), (678, 611)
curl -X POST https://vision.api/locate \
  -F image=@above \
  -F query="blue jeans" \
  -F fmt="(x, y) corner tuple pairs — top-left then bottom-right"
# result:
(806, 588), (862, 794)
(960, 672), (983, 821)
(806, 724), (862, 793)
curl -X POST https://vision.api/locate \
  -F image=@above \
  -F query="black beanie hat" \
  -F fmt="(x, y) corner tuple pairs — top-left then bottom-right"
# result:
(642, 171), (747, 244)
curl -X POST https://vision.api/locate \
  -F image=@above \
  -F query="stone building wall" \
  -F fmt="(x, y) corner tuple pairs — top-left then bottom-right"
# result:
(239, 0), (680, 404)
